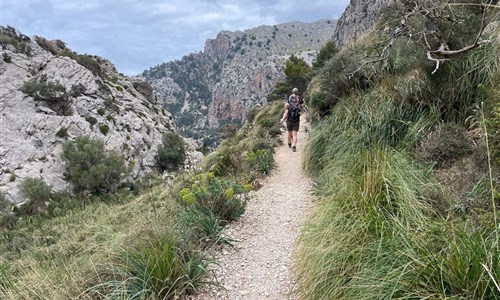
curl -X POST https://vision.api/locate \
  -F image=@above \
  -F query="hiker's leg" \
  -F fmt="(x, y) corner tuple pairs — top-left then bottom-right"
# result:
(291, 122), (300, 147)
(292, 130), (298, 146)
(286, 122), (293, 145)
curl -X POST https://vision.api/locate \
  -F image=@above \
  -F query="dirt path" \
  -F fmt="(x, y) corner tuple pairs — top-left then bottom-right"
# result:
(191, 120), (314, 300)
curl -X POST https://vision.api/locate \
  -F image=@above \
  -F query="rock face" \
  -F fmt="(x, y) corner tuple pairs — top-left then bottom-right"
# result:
(333, 0), (395, 47)
(0, 26), (179, 203)
(143, 20), (337, 146)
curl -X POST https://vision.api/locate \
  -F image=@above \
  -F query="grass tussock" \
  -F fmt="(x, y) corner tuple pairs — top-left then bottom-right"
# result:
(0, 98), (283, 299)
(297, 10), (500, 297)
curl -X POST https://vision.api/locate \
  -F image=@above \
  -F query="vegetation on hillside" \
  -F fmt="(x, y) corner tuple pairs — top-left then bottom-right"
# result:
(298, 1), (500, 299)
(0, 100), (282, 299)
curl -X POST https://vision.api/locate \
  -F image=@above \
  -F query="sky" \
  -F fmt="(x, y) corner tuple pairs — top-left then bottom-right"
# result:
(1, 0), (350, 75)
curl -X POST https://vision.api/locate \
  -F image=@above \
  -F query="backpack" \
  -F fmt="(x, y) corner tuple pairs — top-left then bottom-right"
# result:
(287, 94), (301, 122)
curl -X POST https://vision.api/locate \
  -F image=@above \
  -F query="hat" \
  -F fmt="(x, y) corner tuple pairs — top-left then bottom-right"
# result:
(292, 88), (298, 93)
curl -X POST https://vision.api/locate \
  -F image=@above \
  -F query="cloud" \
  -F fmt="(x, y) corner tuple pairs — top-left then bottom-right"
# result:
(1, 0), (350, 75)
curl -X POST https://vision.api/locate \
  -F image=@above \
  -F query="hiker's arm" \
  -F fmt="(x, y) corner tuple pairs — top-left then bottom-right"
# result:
(280, 104), (288, 123)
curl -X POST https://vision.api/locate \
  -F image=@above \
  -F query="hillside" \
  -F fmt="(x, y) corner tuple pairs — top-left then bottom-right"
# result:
(142, 19), (337, 146)
(0, 26), (182, 203)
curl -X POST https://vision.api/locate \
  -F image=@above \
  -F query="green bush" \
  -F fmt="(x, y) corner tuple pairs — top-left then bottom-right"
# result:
(155, 132), (186, 171)
(35, 36), (57, 54)
(17, 177), (52, 216)
(99, 124), (109, 135)
(20, 79), (66, 102)
(177, 172), (250, 223)
(85, 116), (97, 126)
(75, 54), (103, 77)
(56, 127), (68, 138)
(2, 53), (12, 63)
(96, 107), (105, 116)
(86, 231), (212, 299)
(62, 136), (128, 194)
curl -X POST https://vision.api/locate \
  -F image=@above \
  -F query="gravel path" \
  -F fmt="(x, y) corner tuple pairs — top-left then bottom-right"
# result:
(191, 120), (313, 300)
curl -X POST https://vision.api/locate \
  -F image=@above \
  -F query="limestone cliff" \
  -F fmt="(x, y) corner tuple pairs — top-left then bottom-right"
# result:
(0, 26), (180, 203)
(143, 20), (337, 145)
(333, 0), (395, 47)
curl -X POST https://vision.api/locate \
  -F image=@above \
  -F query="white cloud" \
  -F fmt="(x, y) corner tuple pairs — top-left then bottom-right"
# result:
(1, 0), (350, 75)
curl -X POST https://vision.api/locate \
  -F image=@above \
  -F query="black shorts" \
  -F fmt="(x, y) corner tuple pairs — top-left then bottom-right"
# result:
(286, 120), (300, 132)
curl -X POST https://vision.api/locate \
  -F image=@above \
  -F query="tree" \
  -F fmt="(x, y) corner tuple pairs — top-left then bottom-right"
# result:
(284, 55), (312, 97)
(312, 41), (339, 70)
(156, 132), (186, 171)
(62, 136), (128, 194)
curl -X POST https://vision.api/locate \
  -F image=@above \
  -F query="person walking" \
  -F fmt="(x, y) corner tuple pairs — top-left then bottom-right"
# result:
(280, 88), (302, 152)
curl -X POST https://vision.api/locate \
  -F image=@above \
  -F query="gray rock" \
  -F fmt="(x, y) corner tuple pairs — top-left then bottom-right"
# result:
(0, 27), (193, 203)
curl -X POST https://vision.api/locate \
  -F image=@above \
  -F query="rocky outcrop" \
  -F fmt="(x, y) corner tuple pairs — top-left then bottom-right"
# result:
(333, 0), (396, 48)
(0, 27), (182, 203)
(143, 20), (337, 146)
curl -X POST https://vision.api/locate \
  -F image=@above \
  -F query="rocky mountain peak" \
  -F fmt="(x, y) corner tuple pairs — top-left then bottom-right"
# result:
(143, 19), (337, 146)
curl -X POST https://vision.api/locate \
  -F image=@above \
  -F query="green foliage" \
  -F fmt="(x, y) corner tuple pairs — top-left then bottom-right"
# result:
(35, 36), (57, 54)
(96, 107), (105, 116)
(85, 116), (97, 126)
(75, 54), (103, 77)
(156, 132), (186, 172)
(98, 124), (109, 135)
(17, 177), (52, 216)
(246, 106), (259, 124)
(177, 207), (230, 248)
(177, 172), (250, 223)
(0, 26), (32, 55)
(62, 136), (128, 194)
(312, 41), (339, 70)
(284, 54), (311, 94)
(55, 127), (68, 138)
(245, 149), (275, 175)
(203, 101), (281, 179)
(20, 79), (66, 102)
(2, 53), (12, 63)
(20, 79), (71, 115)
(86, 230), (211, 299)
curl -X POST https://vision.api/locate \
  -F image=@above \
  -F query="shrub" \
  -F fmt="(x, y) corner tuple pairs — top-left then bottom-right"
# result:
(86, 232), (212, 299)
(35, 36), (57, 54)
(96, 107), (105, 116)
(20, 79), (71, 115)
(156, 132), (186, 172)
(85, 116), (97, 126)
(69, 83), (86, 97)
(17, 177), (52, 216)
(246, 106), (259, 124)
(2, 53), (11, 63)
(177, 172), (250, 223)
(62, 136), (128, 194)
(56, 127), (68, 138)
(20, 79), (66, 102)
(75, 54), (102, 76)
(99, 124), (109, 135)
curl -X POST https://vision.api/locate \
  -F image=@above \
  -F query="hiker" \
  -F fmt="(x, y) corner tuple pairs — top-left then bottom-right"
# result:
(280, 87), (302, 152)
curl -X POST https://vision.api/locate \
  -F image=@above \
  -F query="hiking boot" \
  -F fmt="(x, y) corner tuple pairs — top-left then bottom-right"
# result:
(292, 146), (296, 152)
(288, 143), (292, 148)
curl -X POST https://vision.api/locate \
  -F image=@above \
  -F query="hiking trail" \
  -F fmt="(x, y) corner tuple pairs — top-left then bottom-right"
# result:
(191, 119), (314, 300)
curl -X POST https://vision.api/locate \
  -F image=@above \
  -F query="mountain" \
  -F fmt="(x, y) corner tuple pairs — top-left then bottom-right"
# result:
(333, 0), (394, 47)
(142, 20), (337, 146)
(0, 26), (181, 203)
